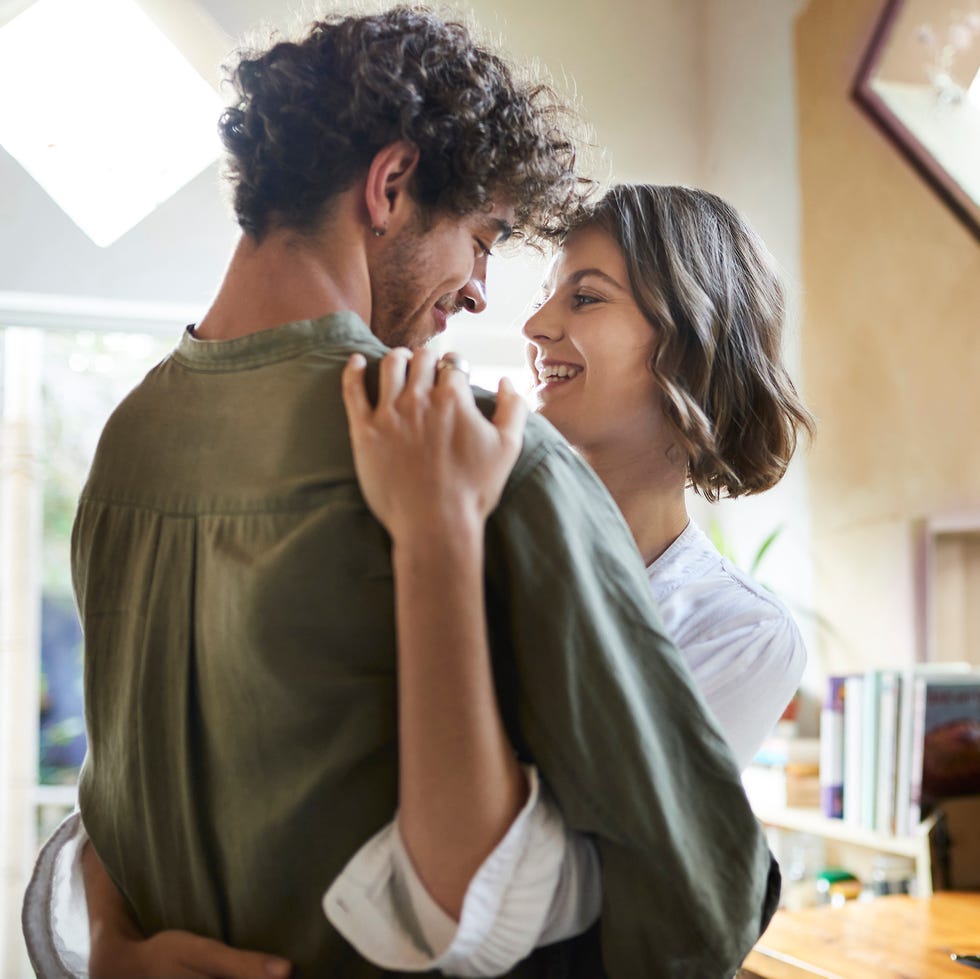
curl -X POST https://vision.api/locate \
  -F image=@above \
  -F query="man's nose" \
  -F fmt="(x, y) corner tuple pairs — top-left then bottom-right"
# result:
(458, 255), (488, 314)
(458, 274), (487, 313)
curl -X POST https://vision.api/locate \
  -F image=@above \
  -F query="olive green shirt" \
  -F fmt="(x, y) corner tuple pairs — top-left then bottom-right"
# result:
(75, 313), (778, 978)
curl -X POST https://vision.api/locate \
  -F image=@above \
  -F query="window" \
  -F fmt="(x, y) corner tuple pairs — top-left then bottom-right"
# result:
(0, 320), (174, 973)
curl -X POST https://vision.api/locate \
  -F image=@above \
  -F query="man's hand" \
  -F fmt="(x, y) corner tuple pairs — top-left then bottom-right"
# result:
(83, 841), (291, 979)
(89, 931), (292, 979)
(89, 928), (292, 979)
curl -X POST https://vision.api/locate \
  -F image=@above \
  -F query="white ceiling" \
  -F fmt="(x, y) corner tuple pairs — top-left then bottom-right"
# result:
(0, 0), (703, 343)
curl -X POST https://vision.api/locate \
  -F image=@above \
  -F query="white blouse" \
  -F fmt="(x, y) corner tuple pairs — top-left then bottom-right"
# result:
(23, 521), (805, 978)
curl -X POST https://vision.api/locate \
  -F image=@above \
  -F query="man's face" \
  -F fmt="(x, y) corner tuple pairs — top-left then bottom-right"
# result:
(369, 202), (515, 349)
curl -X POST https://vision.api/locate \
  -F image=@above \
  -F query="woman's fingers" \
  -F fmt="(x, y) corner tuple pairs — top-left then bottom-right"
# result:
(340, 353), (371, 426)
(376, 347), (412, 411)
(403, 347), (438, 400)
(434, 351), (473, 398)
(493, 376), (529, 450)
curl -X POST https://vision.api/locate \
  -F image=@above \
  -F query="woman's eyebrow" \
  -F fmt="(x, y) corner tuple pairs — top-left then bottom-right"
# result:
(568, 267), (628, 291)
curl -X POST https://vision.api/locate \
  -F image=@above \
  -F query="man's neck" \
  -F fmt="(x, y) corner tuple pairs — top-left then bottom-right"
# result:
(194, 222), (371, 340)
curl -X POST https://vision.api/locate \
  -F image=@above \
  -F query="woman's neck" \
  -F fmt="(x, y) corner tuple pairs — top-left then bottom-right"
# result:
(581, 443), (689, 567)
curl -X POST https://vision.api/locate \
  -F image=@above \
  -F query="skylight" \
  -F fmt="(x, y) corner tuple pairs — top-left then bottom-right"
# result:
(0, 0), (225, 247)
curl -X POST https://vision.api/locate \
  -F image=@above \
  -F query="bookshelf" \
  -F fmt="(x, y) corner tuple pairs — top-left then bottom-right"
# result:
(751, 802), (936, 897)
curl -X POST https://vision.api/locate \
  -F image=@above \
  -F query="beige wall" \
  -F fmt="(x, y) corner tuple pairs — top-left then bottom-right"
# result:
(796, 0), (980, 677)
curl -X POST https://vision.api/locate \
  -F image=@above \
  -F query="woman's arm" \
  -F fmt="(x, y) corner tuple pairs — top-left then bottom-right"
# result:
(341, 347), (529, 917)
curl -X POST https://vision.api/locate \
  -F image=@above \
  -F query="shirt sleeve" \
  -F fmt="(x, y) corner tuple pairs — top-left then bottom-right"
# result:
(323, 765), (601, 976)
(482, 426), (781, 976)
(689, 614), (807, 770)
(22, 811), (91, 979)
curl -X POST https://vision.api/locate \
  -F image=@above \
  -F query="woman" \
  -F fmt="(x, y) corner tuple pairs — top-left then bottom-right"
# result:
(326, 184), (814, 974)
(31, 185), (813, 977)
(525, 183), (813, 769)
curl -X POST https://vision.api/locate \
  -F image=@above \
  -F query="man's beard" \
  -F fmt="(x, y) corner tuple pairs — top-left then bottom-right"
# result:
(370, 222), (438, 349)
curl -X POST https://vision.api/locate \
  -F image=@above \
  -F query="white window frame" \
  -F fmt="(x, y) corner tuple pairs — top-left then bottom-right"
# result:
(0, 292), (194, 976)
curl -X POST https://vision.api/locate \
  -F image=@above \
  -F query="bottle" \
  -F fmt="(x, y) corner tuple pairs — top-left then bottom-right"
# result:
(867, 854), (915, 897)
(782, 832), (825, 910)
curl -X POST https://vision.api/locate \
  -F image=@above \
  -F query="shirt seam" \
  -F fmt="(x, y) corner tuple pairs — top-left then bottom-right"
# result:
(76, 491), (356, 518)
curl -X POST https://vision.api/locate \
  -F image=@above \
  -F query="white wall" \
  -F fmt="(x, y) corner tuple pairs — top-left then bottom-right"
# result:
(691, 0), (819, 721)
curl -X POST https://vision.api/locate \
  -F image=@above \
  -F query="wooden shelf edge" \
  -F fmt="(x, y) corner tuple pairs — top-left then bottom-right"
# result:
(752, 804), (930, 857)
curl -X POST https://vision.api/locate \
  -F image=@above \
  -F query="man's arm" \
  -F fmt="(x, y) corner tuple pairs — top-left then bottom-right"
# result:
(485, 426), (779, 976)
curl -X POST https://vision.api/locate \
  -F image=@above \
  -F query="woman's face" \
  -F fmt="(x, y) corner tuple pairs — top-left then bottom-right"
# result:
(523, 224), (664, 456)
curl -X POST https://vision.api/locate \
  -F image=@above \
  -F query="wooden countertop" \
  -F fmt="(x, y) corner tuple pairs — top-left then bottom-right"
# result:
(741, 892), (980, 978)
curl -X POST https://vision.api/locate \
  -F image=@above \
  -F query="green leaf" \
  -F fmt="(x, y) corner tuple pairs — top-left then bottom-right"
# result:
(749, 524), (784, 576)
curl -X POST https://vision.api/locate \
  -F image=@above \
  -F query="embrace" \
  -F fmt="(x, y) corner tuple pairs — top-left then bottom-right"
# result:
(24, 6), (813, 978)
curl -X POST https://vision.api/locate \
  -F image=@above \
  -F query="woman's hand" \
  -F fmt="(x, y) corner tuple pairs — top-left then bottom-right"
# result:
(341, 348), (528, 540)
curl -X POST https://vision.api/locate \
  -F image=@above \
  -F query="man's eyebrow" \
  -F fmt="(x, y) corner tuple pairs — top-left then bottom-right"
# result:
(568, 267), (628, 291)
(488, 218), (513, 245)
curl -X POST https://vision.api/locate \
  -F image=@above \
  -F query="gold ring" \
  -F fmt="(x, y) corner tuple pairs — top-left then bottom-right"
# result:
(436, 352), (471, 378)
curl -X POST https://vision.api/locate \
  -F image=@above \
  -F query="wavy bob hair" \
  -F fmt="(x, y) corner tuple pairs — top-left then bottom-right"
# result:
(578, 184), (815, 501)
(219, 7), (587, 243)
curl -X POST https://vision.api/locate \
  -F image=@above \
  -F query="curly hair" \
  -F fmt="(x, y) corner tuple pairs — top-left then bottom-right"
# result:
(218, 6), (588, 243)
(578, 184), (815, 501)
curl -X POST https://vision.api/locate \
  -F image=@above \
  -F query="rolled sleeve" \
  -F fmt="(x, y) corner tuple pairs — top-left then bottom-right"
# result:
(323, 766), (600, 975)
(23, 811), (90, 979)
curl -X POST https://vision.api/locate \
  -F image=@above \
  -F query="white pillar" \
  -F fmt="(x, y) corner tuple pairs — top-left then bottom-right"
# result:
(0, 327), (43, 977)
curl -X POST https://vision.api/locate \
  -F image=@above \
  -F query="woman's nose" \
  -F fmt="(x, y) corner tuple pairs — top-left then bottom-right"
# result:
(521, 299), (562, 342)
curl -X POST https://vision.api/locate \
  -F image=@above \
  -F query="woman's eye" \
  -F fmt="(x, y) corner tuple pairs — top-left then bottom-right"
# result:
(476, 239), (493, 258)
(572, 294), (600, 308)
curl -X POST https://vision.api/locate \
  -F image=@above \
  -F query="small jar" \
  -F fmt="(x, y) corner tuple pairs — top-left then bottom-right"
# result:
(815, 868), (861, 907)
(868, 854), (915, 897)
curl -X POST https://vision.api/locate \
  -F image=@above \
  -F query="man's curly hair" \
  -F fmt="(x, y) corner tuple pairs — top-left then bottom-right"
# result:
(219, 6), (589, 243)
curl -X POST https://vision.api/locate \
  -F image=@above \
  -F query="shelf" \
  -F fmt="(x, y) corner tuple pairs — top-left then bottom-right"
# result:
(752, 803), (937, 896)
(752, 805), (929, 856)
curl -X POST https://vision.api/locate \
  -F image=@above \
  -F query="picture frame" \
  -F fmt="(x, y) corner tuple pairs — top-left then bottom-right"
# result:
(853, 0), (980, 242)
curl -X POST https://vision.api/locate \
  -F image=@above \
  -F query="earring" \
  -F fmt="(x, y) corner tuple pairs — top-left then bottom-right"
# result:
(371, 225), (387, 238)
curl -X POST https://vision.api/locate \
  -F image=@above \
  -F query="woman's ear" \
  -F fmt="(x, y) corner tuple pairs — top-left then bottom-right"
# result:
(364, 141), (421, 235)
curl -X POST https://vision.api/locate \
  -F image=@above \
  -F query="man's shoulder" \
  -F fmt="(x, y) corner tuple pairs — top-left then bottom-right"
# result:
(472, 387), (585, 486)
(472, 388), (614, 516)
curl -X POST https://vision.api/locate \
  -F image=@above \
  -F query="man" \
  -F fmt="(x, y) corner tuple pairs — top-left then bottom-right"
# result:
(24, 7), (778, 977)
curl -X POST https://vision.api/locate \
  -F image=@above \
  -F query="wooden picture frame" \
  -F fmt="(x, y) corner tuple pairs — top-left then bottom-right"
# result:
(853, 0), (980, 242)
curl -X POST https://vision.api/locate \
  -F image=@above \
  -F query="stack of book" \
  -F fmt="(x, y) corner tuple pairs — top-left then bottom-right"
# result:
(819, 664), (980, 835)
(743, 735), (821, 809)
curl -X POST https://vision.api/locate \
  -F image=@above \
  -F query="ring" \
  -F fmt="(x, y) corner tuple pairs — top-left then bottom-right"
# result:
(435, 352), (471, 379)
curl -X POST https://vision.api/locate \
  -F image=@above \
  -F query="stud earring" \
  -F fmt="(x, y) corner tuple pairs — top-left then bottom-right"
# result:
(371, 225), (387, 238)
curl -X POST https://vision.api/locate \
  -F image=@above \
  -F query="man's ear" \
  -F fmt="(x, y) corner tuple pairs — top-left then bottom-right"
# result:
(364, 141), (421, 235)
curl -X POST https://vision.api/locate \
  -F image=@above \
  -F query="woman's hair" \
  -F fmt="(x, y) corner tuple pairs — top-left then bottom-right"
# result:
(219, 6), (589, 242)
(580, 184), (815, 501)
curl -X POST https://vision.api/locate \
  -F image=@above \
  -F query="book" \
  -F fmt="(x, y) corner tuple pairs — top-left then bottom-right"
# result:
(753, 735), (820, 769)
(742, 763), (821, 810)
(907, 674), (980, 829)
(895, 663), (974, 835)
(842, 675), (864, 827)
(819, 675), (847, 818)
(861, 670), (882, 831)
(874, 671), (901, 836)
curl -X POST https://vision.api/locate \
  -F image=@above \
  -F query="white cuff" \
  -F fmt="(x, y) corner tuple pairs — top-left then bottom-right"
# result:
(22, 810), (91, 978)
(323, 766), (601, 976)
